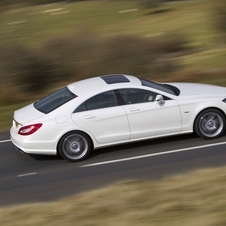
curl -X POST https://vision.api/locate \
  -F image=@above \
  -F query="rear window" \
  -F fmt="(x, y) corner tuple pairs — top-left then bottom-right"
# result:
(34, 87), (76, 114)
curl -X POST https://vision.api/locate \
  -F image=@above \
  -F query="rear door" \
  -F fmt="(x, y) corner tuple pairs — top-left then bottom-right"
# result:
(71, 90), (130, 144)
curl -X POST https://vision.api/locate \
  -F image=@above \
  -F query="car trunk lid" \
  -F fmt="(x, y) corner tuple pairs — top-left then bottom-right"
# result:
(13, 103), (45, 126)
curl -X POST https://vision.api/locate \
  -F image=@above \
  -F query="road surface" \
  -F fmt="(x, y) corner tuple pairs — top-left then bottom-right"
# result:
(0, 132), (226, 207)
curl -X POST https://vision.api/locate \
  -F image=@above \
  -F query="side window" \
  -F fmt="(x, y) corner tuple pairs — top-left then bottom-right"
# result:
(74, 102), (86, 113)
(118, 88), (157, 105)
(74, 90), (118, 113)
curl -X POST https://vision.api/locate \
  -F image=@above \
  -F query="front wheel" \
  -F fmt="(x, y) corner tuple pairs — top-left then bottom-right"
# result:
(58, 131), (92, 162)
(194, 109), (226, 139)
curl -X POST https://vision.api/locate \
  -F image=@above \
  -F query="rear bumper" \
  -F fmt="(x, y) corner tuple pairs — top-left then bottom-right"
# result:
(12, 142), (26, 154)
(10, 127), (57, 156)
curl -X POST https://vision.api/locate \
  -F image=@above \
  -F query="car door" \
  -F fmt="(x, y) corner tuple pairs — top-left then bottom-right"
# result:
(118, 88), (182, 139)
(71, 90), (130, 144)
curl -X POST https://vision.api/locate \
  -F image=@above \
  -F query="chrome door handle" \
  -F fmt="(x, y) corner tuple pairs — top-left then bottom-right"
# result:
(130, 108), (140, 112)
(84, 115), (96, 119)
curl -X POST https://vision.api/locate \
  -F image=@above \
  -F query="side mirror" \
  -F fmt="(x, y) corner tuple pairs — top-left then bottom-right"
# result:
(155, 95), (165, 105)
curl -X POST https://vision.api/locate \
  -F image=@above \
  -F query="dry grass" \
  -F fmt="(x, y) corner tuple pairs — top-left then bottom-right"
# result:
(1, 166), (226, 225)
(0, 0), (226, 131)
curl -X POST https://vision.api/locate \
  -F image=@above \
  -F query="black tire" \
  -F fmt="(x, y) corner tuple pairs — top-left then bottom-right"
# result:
(58, 131), (92, 162)
(194, 108), (226, 139)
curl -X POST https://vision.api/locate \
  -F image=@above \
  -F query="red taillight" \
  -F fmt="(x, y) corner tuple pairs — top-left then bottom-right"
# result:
(18, 123), (43, 136)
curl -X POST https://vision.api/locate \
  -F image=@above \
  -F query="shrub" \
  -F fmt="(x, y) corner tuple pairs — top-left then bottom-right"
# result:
(1, 31), (188, 97)
(214, 0), (226, 42)
(151, 32), (189, 54)
(141, 0), (163, 9)
(81, 33), (187, 79)
(2, 45), (58, 93)
(92, 35), (158, 77)
(44, 30), (97, 80)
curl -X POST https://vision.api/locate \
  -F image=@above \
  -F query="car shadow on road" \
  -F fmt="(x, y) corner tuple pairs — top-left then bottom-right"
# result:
(87, 133), (198, 160)
(29, 153), (64, 161)
(27, 133), (217, 162)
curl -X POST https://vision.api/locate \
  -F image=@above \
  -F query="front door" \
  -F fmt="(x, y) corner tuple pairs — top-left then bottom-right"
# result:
(118, 88), (182, 139)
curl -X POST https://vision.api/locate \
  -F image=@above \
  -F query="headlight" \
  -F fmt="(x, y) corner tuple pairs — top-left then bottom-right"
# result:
(223, 98), (226, 103)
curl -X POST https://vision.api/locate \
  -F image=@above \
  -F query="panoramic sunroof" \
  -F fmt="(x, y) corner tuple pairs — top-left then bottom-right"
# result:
(101, 75), (130, 84)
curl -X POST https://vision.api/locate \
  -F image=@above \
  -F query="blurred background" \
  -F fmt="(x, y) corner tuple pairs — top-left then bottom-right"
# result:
(0, 0), (226, 130)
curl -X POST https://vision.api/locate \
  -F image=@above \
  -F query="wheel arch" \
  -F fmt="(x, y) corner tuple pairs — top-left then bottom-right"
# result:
(56, 130), (94, 155)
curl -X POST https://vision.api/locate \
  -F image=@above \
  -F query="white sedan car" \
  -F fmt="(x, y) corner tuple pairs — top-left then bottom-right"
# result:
(10, 74), (226, 162)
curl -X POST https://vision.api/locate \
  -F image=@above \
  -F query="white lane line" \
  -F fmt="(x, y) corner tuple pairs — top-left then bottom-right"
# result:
(80, 141), (226, 168)
(0, 139), (11, 144)
(17, 172), (37, 178)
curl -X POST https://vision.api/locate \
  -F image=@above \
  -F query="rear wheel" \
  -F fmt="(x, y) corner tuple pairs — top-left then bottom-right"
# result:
(58, 131), (92, 162)
(194, 109), (226, 139)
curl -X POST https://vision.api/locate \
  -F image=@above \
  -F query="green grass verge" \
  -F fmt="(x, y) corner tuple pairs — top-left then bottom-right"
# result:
(0, 0), (225, 132)
(0, 102), (29, 132)
(1, 166), (226, 225)
(0, 1), (222, 49)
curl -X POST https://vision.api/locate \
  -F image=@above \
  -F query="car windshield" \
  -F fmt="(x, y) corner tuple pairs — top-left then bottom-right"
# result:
(34, 87), (76, 114)
(140, 79), (180, 96)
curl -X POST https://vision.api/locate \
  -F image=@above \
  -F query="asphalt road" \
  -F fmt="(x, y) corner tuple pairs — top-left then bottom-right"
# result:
(0, 132), (226, 207)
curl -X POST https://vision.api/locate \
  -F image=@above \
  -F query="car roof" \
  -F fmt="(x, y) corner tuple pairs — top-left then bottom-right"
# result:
(67, 74), (142, 96)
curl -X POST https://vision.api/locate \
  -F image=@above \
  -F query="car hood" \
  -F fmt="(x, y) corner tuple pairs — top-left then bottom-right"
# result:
(14, 103), (45, 125)
(169, 83), (226, 97)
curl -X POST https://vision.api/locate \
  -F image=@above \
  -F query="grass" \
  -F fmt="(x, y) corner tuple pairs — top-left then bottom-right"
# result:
(0, 0), (226, 132)
(179, 47), (226, 70)
(1, 166), (226, 225)
(0, 0), (224, 68)
(0, 1), (140, 46)
(0, 102), (29, 132)
(0, 1), (222, 48)
(0, 2), (226, 222)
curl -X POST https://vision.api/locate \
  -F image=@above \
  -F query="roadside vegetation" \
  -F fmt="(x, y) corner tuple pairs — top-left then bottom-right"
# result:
(0, 0), (226, 131)
(1, 166), (226, 225)
(1, 1), (226, 223)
